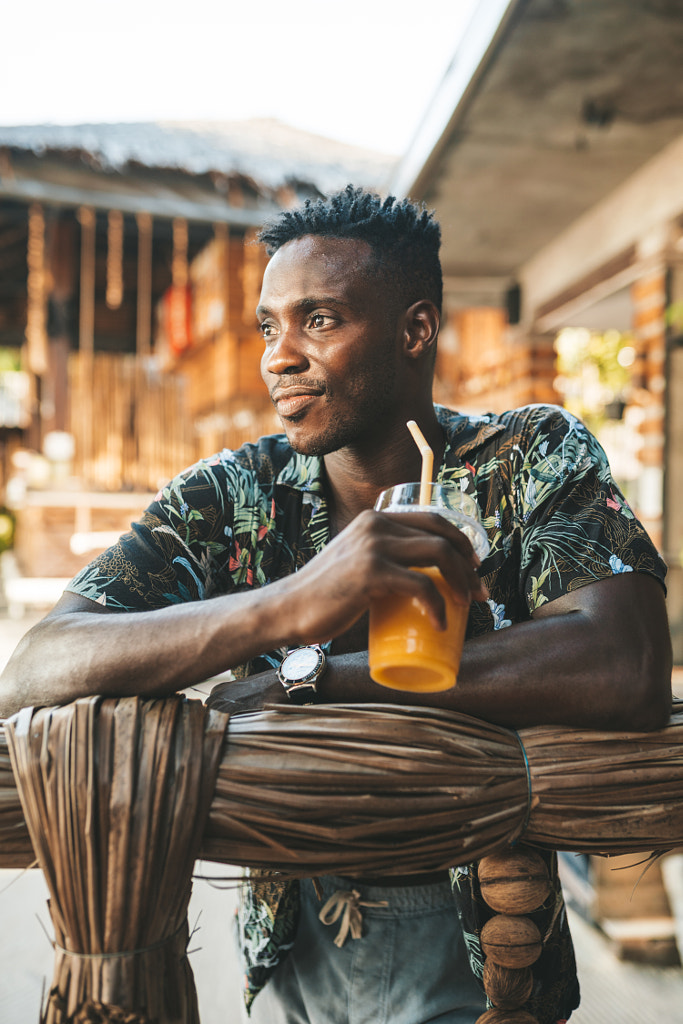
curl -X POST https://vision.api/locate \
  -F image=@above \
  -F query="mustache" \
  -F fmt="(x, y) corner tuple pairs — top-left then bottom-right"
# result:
(270, 377), (327, 401)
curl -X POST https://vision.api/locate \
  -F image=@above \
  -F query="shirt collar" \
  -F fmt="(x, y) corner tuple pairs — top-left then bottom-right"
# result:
(273, 405), (506, 494)
(274, 449), (326, 496)
(435, 405), (506, 464)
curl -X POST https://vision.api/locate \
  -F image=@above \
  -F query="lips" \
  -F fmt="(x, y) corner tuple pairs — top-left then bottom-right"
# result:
(271, 385), (324, 418)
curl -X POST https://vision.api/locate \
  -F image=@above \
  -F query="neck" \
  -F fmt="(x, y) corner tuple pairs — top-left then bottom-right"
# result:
(323, 404), (445, 534)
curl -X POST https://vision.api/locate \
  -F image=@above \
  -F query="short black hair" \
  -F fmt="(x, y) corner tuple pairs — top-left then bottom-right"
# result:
(258, 185), (443, 314)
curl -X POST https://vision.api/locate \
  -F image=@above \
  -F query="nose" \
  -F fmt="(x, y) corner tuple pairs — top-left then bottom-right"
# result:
(261, 326), (309, 378)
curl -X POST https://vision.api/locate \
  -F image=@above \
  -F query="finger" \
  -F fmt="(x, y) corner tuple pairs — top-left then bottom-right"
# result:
(371, 531), (487, 605)
(342, 507), (481, 572)
(379, 509), (483, 566)
(369, 563), (450, 630)
(378, 510), (490, 601)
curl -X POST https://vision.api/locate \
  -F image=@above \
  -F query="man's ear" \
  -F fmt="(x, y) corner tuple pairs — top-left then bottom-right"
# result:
(403, 300), (440, 361)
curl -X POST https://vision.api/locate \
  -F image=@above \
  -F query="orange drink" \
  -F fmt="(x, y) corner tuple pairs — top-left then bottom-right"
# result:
(368, 483), (489, 693)
(369, 565), (469, 691)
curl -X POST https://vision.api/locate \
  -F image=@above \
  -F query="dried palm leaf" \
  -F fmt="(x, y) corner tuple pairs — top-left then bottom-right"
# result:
(4, 696), (227, 1024)
(199, 702), (683, 871)
(0, 722), (33, 866)
(5, 698), (683, 1023)
(4, 702), (683, 881)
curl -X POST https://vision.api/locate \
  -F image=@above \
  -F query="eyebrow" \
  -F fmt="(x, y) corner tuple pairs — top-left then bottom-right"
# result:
(256, 296), (352, 317)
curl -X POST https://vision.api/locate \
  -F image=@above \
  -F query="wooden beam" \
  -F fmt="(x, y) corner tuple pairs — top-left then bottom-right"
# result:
(0, 177), (274, 228)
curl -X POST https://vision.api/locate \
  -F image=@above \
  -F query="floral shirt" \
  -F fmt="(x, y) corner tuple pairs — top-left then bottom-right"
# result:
(67, 404), (667, 1022)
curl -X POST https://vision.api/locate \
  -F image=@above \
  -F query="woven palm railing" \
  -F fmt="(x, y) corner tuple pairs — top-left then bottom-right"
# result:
(2, 696), (683, 1021)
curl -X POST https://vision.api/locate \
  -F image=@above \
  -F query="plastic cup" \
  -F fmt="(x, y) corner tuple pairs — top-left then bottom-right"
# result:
(368, 481), (489, 692)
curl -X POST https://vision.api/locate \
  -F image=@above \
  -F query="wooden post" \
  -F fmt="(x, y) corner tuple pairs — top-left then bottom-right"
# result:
(172, 217), (188, 291)
(77, 206), (96, 480)
(135, 212), (153, 484)
(241, 228), (262, 327)
(106, 210), (124, 310)
(135, 212), (153, 359)
(45, 213), (78, 435)
(214, 222), (231, 419)
(26, 203), (49, 378)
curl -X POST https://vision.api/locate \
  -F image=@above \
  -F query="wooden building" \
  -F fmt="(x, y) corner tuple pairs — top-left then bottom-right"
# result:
(389, 0), (683, 961)
(0, 119), (393, 581)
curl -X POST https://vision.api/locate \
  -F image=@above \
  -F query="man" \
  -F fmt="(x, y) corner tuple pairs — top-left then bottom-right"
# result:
(0, 187), (672, 1024)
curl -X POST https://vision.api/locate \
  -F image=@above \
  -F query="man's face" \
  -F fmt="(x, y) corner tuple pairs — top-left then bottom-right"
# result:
(257, 235), (402, 456)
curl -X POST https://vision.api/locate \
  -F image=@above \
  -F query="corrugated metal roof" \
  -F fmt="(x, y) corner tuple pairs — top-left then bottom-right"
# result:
(0, 118), (396, 195)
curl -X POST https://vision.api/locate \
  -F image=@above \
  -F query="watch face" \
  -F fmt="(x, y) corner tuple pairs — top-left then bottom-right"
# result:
(283, 647), (320, 681)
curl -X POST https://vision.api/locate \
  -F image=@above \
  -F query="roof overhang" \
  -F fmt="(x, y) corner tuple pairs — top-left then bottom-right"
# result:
(0, 152), (275, 227)
(0, 118), (396, 227)
(391, 0), (683, 286)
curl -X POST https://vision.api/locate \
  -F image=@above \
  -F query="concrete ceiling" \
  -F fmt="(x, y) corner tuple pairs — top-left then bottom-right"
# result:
(551, 284), (633, 330)
(392, 0), (683, 284)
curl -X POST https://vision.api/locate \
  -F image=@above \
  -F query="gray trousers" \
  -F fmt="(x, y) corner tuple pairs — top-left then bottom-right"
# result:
(242, 874), (487, 1024)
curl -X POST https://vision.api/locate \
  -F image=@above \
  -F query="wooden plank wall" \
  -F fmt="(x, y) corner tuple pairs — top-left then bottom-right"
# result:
(67, 229), (276, 494)
(69, 352), (193, 492)
(435, 307), (559, 414)
(436, 308), (521, 413)
(162, 228), (278, 458)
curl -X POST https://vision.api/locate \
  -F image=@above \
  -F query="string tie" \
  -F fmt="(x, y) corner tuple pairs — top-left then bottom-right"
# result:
(513, 729), (533, 839)
(53, 920), (187, 961)
(318, 889), (388, 948)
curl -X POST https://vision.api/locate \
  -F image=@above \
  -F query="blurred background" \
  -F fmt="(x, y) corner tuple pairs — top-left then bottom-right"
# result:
(1, 0), (683, 1020)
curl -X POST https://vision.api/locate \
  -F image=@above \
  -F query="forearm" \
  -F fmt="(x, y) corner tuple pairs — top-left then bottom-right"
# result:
(317, 577), (672, 732)
(318, 642), (601, 730)
(427, 611), (670, 730)
(318, 639), (667, 733)
(0, 506), (493, 719)
(0, 584), (300, 718)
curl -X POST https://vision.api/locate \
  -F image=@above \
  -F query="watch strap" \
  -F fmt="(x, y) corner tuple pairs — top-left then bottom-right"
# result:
(282, 679), (319, 705)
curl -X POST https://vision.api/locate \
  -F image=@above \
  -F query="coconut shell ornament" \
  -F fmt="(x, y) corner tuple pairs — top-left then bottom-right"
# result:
(478, 846), (551, 915)
(480, 914), (543, 969)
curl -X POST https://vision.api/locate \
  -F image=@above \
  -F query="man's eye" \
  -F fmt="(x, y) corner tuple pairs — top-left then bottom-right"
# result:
(310, 314), (331, 328)
(259, 322), (276, 338)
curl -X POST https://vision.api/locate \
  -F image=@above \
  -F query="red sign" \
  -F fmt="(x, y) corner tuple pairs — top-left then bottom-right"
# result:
(165, 285), (193, 356)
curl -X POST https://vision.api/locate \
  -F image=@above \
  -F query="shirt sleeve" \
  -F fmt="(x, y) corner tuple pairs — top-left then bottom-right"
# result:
(514, 406), (667, 613)
(65, 457), (237, 611)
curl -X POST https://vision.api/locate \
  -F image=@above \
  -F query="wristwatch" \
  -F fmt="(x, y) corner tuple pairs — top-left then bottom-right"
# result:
(277, 645), (326, 704)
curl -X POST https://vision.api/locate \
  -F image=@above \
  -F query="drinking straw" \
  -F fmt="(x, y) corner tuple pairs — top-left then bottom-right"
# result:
(406, 420), (433, 505)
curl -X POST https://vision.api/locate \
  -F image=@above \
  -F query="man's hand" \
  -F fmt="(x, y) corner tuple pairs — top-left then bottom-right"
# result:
(278, 508), (489, 648)
(206, 672), (285, 716)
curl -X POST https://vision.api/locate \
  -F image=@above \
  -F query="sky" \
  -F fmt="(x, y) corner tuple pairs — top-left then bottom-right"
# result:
(0, 0), (479, 156)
